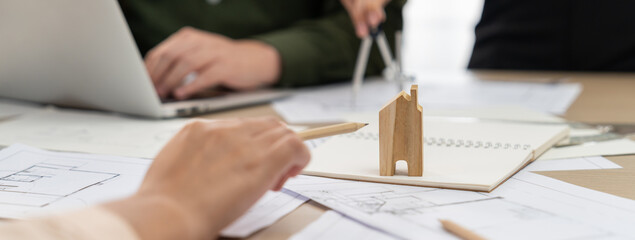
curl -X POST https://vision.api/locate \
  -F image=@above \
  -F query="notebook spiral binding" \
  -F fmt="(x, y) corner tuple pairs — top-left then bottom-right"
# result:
(339, 132), (532, 150)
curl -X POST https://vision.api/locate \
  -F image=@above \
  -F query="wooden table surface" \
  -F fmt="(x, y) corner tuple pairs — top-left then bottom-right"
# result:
(205, 70), (635, 239)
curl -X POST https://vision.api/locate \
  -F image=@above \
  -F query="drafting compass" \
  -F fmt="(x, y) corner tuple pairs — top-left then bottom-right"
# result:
(351, 26), (412, 104)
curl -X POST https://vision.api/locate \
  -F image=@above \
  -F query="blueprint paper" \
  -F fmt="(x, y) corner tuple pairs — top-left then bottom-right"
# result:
(0, 144), (149, 218)
(286, 156), (635, 239)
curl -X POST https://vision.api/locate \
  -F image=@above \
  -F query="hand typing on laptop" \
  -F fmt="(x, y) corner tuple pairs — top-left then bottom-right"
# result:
(145, 27), (282, 100)
(1, 0), (404, 117)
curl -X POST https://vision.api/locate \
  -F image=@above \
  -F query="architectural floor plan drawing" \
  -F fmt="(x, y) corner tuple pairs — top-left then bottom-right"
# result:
(293, 178), (491, 217)
(286, 171), (635, 240)
(285, 176), (481, 239)
(0, 144), (309, 238)
(0, 144), (150, 218)
(0, 162), (118, 207)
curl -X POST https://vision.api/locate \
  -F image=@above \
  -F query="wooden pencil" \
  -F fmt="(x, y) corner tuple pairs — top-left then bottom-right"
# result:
(297, 122), (368, 141)
(439, 219), (487, 240)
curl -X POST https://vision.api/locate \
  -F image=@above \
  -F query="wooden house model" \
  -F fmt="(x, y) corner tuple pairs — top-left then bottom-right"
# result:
(378, 85), (423, 176)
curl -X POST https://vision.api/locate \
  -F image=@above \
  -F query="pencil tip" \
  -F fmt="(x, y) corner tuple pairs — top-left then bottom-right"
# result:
(364, 123), (369, 126)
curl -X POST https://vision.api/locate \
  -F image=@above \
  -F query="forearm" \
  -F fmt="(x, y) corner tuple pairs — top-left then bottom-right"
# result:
(104, 194), (214, 240)
(0, 207), (139, 240)
(105, 174), (271, 240)
(0, 198), (200, 240)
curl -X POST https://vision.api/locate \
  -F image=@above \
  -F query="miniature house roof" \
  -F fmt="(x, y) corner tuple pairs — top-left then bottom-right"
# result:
(380, 91), (411, 111)
(379, 87), (422, 112)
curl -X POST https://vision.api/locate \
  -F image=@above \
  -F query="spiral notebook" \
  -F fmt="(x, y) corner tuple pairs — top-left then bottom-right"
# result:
(302, 118), (569, 192)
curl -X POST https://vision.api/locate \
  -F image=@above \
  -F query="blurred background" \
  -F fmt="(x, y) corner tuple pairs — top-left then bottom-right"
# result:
(402, 0), (484, 81)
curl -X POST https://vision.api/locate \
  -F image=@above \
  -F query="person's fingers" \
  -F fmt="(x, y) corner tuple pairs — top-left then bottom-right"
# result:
(145, 29), (199, 94)
(343, 0), (390, 37)
(172, 65), (224, 100)
(262, 133), (310, 183)
(352, 1), (369, 37)
(271, 162), (305, 191)
(340, 0), (354, 9)
(271, 174), (291, 191)
(211, 117), (285, 139)
(276, 164), (308, 188)
(145, 40), (180, 77)
(356, 23), (369, 38)
(287, 164), (306, 178)
(145, 33), (188, 79)
(240, 117), (286, 137)
(150, 45), (200, 98)
(365, 2), (386, 28)
(254, 124), (294, 144)
(145, 43), (172, 77)
(157, 50), (214, 97)
(340, 0), (369, 38)
(146, 27), (199, 68)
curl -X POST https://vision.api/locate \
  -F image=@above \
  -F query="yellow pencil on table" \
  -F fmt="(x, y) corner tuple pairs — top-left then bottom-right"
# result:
(297, 122), (368, 141)
(440, 219), (487, 240)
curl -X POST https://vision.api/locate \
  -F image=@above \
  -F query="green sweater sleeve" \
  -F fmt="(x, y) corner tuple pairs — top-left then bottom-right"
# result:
(252, 1), (405, 88)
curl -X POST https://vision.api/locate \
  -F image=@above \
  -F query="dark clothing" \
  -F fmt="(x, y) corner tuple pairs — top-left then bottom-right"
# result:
(119, 0), (405, 87)
(469, 1), (635, 71)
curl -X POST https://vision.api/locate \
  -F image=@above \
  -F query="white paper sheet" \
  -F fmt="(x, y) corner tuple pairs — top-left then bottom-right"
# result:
(273, 80), (581, 124)
(0, 144), (150, 218)
(0, 109), (190, 159)
(421, 81), (581, 115)
(222, 189), (308, 238)
(290, 211), (398, 240)
(273, 80), (401, 124)
(422, 105), (566, 123)
(0, 99), (43, 119)
(0, 144), (308, 238)
(528, 156), (622, 171)
(540, 138), (635, 160)
(286, 175), (482, 239)
(285, 155), (635, 240)
(487, 171), (635, 239)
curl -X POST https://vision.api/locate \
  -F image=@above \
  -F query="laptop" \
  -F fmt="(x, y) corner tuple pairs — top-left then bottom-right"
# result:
(0, 0), (289, 118)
